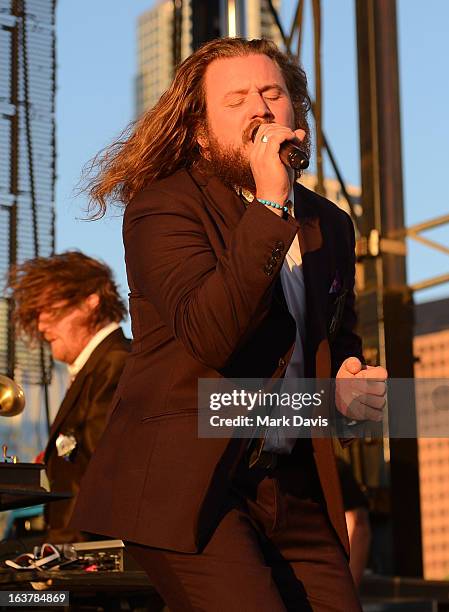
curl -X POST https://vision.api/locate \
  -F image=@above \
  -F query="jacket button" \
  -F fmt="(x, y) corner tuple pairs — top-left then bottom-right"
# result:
(264, 264), (274, 276)
(268, 255), (277, 265)
(275, 240), (285, 251)
(272, 248), (282, 260)
(278, 358), (286, 367)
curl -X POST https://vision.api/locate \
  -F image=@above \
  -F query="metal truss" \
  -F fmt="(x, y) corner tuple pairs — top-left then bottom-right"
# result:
(0, 0), (56, 428)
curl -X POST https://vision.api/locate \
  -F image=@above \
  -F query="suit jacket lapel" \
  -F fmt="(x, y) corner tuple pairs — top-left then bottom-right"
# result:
(44, 371), (86, 463)
(294, 183), (333, 298)
(294, 183), (333, 377)
(44, 328), (125, 461)
(47, 371), (86, 443)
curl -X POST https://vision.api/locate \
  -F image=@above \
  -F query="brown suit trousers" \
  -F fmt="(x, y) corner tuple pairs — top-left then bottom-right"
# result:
(126, 440), (361, 612)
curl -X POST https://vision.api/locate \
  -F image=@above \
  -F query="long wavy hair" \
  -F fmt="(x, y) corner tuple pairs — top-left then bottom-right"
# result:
(85, 37), (311, 218)
(7, 251), (127, 343)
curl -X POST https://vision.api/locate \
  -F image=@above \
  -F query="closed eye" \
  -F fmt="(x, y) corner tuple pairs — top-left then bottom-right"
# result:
(226, 98), (245, 107)
(263, 90), (282, 101)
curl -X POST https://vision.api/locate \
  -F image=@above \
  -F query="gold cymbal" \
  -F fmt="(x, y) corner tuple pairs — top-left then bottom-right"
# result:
(0, 375), (26, 417)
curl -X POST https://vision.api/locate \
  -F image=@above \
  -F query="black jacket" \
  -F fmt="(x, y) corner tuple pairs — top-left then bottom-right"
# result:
(44, 327), (130, 543)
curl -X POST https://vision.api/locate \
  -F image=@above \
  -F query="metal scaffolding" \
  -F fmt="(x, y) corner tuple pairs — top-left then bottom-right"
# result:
(0, 0), (56, 400)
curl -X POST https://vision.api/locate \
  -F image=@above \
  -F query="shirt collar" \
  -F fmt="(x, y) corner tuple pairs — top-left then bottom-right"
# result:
(67, 321), (119, 381)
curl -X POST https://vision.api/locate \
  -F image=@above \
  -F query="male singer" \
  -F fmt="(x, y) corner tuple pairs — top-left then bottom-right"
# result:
(72, 38), (387, 610)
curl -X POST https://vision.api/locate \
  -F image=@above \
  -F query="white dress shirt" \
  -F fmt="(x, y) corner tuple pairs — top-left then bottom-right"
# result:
(263, 188), (307, 453)
(67, 321), (119, 383)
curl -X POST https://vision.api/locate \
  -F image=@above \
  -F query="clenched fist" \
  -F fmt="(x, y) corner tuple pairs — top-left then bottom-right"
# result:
(335, 357), (388, 422)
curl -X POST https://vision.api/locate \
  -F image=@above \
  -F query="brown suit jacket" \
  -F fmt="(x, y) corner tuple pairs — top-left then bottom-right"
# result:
(44, 327), (130, 543)
(71, 167), (363, 555)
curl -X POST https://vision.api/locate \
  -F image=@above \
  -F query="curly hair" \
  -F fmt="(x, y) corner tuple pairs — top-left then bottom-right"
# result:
(6, 251), (127, 342)
(84, 37), (311, 218)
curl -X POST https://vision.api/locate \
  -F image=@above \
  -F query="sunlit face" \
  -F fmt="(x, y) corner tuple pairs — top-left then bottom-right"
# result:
(37, 295), (99, 364)
(197, 54), (296, 191)
(200, 53), (295, 158)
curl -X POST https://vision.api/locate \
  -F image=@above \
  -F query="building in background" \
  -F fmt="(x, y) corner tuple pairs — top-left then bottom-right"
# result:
(309, 174), (449, 581)
(245, 0), (282, 42)
(414, 297), (449, 580)
(136, 0), (282, 115)
(136, 0), (191, 114)
(300, 172), (362, 220)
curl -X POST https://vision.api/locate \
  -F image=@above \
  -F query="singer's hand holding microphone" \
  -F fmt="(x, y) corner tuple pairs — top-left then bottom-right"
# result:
(249, 123), (308, 217)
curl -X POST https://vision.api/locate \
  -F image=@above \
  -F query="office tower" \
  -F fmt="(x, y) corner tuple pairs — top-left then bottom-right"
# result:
(246, 0), (281, 41)
(136, 0), (192, 115)
(136, 0), (282, 115)
(414, 297), (449, 579)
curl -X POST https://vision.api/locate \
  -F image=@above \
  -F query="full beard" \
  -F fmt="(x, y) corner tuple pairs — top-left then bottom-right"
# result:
(201, 129), (256, 193)
(198, 117), (311, 193)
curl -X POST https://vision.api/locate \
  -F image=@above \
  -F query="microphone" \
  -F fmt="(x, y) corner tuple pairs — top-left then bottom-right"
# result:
(279, 141), (309, 171)
(251, 126), (309, 171)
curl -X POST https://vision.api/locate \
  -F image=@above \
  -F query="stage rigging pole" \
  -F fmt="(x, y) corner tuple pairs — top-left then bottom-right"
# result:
(355, 0), (422, 577)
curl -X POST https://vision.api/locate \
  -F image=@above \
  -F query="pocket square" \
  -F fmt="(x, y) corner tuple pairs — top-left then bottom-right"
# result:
(329, 271), (342, 294)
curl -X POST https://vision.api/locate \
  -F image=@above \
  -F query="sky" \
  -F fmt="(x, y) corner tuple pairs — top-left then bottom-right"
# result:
(55, 0), (449, 337)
